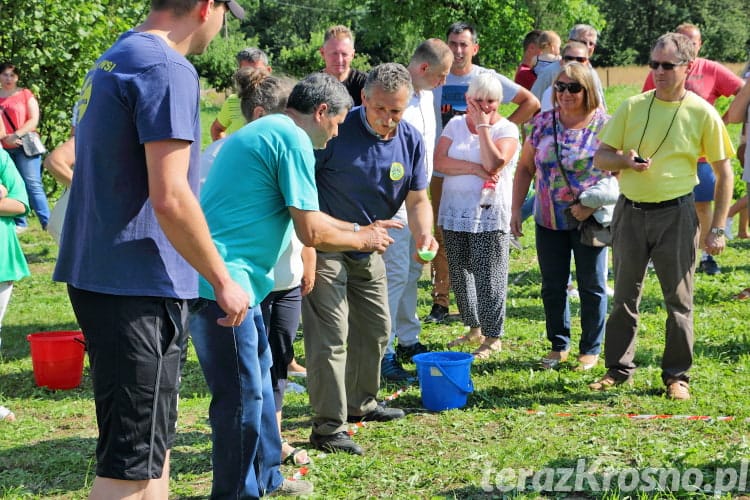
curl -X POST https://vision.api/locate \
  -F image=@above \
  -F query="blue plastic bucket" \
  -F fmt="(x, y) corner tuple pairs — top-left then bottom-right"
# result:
(413, 351), (474, 411)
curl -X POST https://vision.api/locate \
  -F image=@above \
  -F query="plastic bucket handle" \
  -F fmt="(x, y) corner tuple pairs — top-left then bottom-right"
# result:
(430, 360), (474, 395)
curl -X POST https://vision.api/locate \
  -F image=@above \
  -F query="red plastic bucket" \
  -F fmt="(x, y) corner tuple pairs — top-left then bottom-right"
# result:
(26, 331), (85, 390)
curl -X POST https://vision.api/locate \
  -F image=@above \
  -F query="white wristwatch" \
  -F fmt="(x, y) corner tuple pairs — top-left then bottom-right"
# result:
(353, 223), (361, 232)
(710, 227), (725, 237)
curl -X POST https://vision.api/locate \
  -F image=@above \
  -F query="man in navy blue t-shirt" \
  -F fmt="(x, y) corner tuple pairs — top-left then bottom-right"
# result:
(53, 1), (249, 497)
(304, 63), (438, 456)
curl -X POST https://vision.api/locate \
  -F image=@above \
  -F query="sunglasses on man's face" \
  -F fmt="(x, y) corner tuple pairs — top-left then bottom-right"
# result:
(648, 60), (684, 70)
(554, 81), (584, 94)
(563, 55), (587, 63)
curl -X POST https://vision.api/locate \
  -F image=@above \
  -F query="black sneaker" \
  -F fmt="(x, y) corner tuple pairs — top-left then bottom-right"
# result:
(395, 341), (430, 362)
(424, 303), (449, 323)
(310, 431), (363, 455)
(698, 256), (720, 275)
(381, 356), (416, 383)
(347, 404), (405, 423)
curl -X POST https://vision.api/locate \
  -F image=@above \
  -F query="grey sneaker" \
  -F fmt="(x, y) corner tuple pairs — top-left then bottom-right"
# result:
(269, 478), (313, 497)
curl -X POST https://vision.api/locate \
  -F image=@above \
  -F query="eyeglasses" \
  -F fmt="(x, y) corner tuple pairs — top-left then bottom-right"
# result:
(554, 81), (584, 94)
(562, 55), (588, 63)
(648, 60), (685, 70)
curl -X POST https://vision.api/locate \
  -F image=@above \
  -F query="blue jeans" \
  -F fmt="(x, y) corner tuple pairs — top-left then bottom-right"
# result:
(7, 147), (50, 228)
(189, 301), (283, 499)
(535, 224), (607, 354)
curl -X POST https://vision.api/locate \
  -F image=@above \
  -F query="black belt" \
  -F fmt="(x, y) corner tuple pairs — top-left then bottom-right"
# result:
(623, 193), (692, 210)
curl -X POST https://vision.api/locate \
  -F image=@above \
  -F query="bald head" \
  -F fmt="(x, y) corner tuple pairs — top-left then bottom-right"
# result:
(408, 38), (454, 91)
(676, 23), (702, 53)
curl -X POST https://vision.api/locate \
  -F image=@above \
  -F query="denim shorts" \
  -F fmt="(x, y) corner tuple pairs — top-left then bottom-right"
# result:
(692, 161), (715, 202)
(67, 286), (189, 480)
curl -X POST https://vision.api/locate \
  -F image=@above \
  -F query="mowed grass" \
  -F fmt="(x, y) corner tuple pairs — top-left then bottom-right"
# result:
(1, 84), (750, 499)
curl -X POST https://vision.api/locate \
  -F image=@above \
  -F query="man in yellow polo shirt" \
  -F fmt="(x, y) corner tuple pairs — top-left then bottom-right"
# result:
(590, 32), (733, 400)
(209, 47), (271, 141)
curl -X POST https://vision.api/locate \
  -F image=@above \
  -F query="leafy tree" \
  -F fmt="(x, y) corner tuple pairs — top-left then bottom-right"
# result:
(0, 0), (145, 151)
(343, 0), (604, 74)
(190, 31), (262, 91)
(244, 0), (347, 63)
(592, 0), (750, 66)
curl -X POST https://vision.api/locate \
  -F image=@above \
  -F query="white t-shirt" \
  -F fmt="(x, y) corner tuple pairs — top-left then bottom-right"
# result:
(433, 65), (521, 138)
(438, 115), (519, 233)
(271, 234), (304, 292)
(393, 89), (437, 221)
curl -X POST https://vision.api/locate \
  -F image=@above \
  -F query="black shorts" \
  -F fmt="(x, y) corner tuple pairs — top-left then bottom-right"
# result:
(68, 286), (189, 480)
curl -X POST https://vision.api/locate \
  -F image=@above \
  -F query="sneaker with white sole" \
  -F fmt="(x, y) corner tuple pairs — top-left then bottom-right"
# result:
(268, 478), (313, 497)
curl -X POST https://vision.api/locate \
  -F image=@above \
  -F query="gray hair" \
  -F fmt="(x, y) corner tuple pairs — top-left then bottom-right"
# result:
(363, 63), (413, 98)
(236, 47), (269, 66)
(466, 73), (503, 102)
(569, 24), (598, 43)
(652, 32), (697, 63)
(286, 72), (354, 116)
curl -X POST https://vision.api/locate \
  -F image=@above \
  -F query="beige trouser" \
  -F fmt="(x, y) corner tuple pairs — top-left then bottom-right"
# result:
(605, 194), (699, 385)
(302, 251), (390, 436)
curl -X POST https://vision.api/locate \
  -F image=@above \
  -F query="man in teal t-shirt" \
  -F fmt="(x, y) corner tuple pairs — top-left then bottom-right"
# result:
(190, 73), (400, 499)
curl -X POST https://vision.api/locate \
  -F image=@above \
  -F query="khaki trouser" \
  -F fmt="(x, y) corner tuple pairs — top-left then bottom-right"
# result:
(605, 194), (699, 385)
(302, 251), (390, 436)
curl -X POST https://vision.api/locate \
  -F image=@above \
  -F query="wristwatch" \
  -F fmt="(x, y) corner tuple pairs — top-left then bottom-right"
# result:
(353, 223), (361, 232)
(710, 227), (725, 237)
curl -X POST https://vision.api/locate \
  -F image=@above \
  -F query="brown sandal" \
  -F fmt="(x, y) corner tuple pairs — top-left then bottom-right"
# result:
(588, 374), (632, 391)
(666, 380), (690, 400)
(472, 339), (502, 359)
(575, 354), (599, 371)
(447, 332), (485, 348)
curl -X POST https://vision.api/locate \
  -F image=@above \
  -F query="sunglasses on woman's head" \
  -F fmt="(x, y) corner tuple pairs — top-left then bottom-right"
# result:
(554, 81), (583, 94)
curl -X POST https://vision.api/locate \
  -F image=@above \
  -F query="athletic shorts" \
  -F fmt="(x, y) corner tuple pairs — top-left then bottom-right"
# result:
(67, 286), (189, 480)
(693, 161), (715, 202)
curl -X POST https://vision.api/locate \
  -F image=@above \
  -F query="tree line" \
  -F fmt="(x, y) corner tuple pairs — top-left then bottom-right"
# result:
(2, 0), (748, 154)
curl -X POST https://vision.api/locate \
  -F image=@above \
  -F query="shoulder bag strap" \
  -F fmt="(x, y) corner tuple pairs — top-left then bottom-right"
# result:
(1, 106), (18, 132)
(551, 110), (577, 198)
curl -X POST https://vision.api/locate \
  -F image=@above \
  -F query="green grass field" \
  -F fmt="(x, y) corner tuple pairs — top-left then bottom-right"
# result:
(1, 85), (749, 499)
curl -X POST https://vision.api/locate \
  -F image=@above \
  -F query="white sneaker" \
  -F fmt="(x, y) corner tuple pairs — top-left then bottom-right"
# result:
(0, 406), (16, 421)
